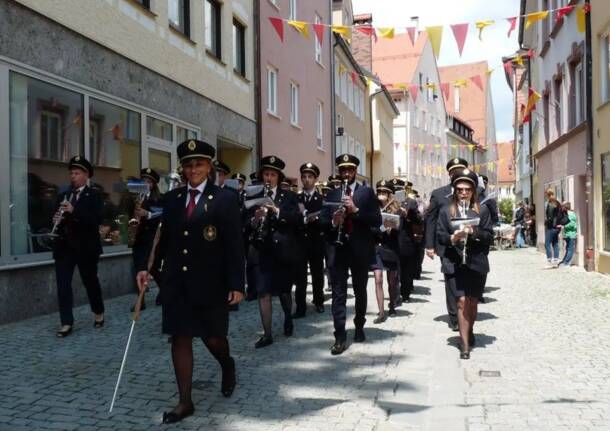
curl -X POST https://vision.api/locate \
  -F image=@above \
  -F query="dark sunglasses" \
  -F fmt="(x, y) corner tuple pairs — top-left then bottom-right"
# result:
(456, 187), (473, 193)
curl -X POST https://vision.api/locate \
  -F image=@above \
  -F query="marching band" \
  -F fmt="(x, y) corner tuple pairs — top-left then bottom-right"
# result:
(50, 143), (494, 423)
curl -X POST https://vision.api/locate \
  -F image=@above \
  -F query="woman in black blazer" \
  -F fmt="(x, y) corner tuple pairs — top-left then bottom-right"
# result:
(437, 169), (494, 359)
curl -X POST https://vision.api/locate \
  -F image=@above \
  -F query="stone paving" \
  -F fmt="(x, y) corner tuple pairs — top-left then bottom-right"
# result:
(0, 248), (609, 431)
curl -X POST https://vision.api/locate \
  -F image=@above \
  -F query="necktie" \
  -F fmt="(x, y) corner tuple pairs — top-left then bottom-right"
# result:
(345, 186), (353, 234)
(70, 190), (79, 205)
(186, 189), (200, 219)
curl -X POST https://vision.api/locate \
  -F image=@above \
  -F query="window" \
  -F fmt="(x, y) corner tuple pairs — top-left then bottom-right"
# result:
(601, 33), (610, 104)
(414, 107), (419, 128)
(147, 117), (173, 142)
(419, 72), (423, 90)
(347, 76), (353, 111)
(9, 73), (84, 255)
(168, 0), (190, 37)
(205, 0), (221, 59)
(422, 111), (427, 132)
(290, 82), (299, 125)
(316, 101), (324, 149)
(314, 14), (323, 64)
(267, 67), (278, 114)
(134, 0), (150, 9)
(543, 93), (550, 144)
(454, 87), (460, 113)
(176, 126), (197, 143)
(554, 77), (563, 138)
(573, 62), (584, 126)
(542, 0), (550, 41)
(289, 0), (297, 21)
(602, 152), (610, 251)
(341, 68), (348, 103)
(334, 61), (340, 96)
(233, 19), (246, 77)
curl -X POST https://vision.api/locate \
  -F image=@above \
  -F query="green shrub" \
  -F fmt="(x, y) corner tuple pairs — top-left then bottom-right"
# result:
(498, 198), (514, 223)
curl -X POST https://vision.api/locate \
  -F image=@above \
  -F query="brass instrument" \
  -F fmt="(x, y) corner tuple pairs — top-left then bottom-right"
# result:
(50, 195), (70, 237)
(253, 182), (272, 246)
(334, 179), (349, 246)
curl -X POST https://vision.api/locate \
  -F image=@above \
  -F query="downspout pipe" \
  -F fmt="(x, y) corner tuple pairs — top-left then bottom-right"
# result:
(369, 89), (384, 183)
(584, 0), (595, 271)
(329, 0), (336, 175)
(254, 0), (262, 169)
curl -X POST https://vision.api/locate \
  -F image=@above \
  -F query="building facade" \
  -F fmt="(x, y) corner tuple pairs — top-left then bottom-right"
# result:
(258, 0), (333, 181)
(0, 0), (256, 323)
(522, 0), (588, 268)
(374, 32), (448, 198)
(591, 0), (610, 274)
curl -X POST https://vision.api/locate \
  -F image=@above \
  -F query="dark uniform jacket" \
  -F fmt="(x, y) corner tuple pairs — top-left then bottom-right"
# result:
(436, 204), (494, 275)
(424, 184), (453, 254)
(53, 186), (103, 258)
(296, 190), (325, 257)
(321, 183), (382, 266)
(480, 192), (499, 225)
(398, 198), (424, 257)
(246, 187), (300, 266)
(152, 182), (245, 308)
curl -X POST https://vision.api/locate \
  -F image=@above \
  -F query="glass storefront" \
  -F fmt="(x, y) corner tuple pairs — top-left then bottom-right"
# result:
(602, 153), (610, 252)
(5, 70), (199, 262)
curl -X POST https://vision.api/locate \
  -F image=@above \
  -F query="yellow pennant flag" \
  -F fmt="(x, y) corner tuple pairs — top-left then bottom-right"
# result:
(453, 79), (467, 88)
(486, 68), (495, 76)
(525, 11), (549, 30)
(332, 25), (351, 38)
(378, 27), (395, 39)
(515, 55), (524, 67)
(426, 26), (444, 58)
(468, 144), (475, 152)
(475, 21), (494, 40)
(418, 144), (425, 151)
(576, 6), (586, 33)
(365, 77), (372, 88)
(287, 20), (309, 38)
(425, 83), (437, 90)
(396, 83), (407, 90)
(338, 63), (347, 75)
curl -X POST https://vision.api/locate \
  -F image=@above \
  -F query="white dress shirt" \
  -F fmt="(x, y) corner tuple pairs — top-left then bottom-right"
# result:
(185, 180), (207, 207)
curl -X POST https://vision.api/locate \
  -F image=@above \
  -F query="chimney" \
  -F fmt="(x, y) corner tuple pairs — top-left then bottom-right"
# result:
(352, 13), (373, 71)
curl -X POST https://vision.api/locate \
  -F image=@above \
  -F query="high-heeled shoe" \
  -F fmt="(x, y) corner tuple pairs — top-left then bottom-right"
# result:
(254, 335), (273, 349)
(162, 403), (194, 424)
(221, 357), (236, 398)
(460, 350), (470, 360)
(56, 325), (73, 338)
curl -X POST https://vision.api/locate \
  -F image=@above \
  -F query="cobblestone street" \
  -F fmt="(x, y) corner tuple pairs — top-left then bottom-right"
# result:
(1, 248), (609, 431)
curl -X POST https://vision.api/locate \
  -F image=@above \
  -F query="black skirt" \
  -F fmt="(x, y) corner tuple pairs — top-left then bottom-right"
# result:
(162, 294), (229, 338)
(452, 267), (486, 299)
(251, 261), (293, 296)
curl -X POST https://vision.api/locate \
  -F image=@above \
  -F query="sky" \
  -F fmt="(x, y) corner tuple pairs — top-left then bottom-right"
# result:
(352, 0), (521, 143)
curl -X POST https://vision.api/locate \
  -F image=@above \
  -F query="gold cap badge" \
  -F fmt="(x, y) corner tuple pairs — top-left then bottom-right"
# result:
(270, 156), (276, 163)
(463, 169), (470, 175)
(75, 156), (80, 161)
(381, 180), (386, 186)
(343, 155), (349, 162)
(146, 168), (151, 174)
(453, 158), (459, 164)
(188, 140), (196, 151)
(306, 163), (312, 168)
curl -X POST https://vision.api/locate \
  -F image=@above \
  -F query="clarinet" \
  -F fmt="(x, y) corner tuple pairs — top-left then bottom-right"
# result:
(334, 179), (349, 246)
(459, 200), (469, 265)
(253, 182), (272, 246)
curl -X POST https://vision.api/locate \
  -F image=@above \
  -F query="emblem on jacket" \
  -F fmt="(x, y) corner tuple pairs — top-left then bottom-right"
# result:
(203, 225), (217, 241)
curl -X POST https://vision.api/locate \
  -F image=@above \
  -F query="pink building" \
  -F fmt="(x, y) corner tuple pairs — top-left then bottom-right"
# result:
(257, 0), (333, 181)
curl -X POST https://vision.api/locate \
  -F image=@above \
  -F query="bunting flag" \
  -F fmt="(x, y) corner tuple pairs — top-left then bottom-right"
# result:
(507, 17), (517, 38)
(453, 79), (468, 88)
(470, 75), (484, 91)
(378, 27), (395, 39)
(406, 26), (416, 46)
(351, 71), (358, 84)
(409, 84), (419, 102)
(504, 61), (513, 75)
(287, 20), (309, 38)
(450, 23), (469, 57)
(523, 88), (541, 123)
(440, 82), (450, 100)
(355, 25), (377, 42)
(576, 5), (587, 33)
(365, 77), (372, 88)
(331, 24), (351, 38)
(475, 21), (494, 40)
(426, 26), (444, 58)
(338, 63), (347, 75)
(313, 23), (325, 44)
(515, 55), (524, 67)
(269, 17), (284, 42)
(486, 68), (495, 76)
(555, 5), (575, 21)
(525, 11), (549, 30)
(425, 83), (437, 90)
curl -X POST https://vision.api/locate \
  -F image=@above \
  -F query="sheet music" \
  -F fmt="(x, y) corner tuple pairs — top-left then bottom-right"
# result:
(382, 213), (400, 229)
(244, 196), (275, 210)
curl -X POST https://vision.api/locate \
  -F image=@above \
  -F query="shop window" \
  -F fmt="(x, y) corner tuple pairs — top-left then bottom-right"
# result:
(602, 153), (610, 251)
(9, 72), (84, 255)
(89, 98), (141, 247)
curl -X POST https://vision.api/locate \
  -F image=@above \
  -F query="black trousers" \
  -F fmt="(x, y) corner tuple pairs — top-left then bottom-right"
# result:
(399, 255), (417, 300)
(55, 251), (104, 326)
(295, 250), (325, 313)
(330, 252), (369, 342)
(443, 273), (459, 326)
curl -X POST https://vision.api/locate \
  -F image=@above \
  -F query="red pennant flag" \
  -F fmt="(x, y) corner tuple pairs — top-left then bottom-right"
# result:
(507, 17), (517, 38)
(450, 23), (469, 57)
(394, 142), (400, 150)
(355, 25), (377, 42)
(313, 23), (325, 44)
(269, 17), (284, 42)
(351, 71), (358, 85)
(470, 75), (484, 91)
(409, 84), (419, 102)
(555, 5), (575, 21)
(527, 48), (535, 58)
(583, 3), (591, 13)
(406, 27), (416, 46)
(440, 82), (450, 100)
(504, 61), (513, 75)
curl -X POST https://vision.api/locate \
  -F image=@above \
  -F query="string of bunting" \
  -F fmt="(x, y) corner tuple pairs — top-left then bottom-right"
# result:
(415, 158), (507, 175)
(268, 3), (590, 59)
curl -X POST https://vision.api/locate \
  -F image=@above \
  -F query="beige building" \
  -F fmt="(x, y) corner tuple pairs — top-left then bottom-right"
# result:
(370, 82), (399, 183)
(592, 0), (610, 274)
(0, 0), (256, 323)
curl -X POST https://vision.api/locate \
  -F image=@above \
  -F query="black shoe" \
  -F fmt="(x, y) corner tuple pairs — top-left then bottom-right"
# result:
(155, 294), (162, 306)
(162, 403), (194, 424)
(315, 304), (325, 313)
(450, 322), (459, 332)
(284, 321), (294, 337)
(221, 358), (236, 398)
(94, 319), (105, 328)
(373, 314), (387, 324)
(469, 332), (476, 347)
(388, 307), (397, 317)
(330, 340), (347, 355)
(130, 301), (146, 312)
(479, 297), (486, 304)
(459, 350), (470, 360)
(56, 325), (73, 338)
(254, 335), (273, 349)
(292, 311), (306, 319)
(354, 328), (366, 343)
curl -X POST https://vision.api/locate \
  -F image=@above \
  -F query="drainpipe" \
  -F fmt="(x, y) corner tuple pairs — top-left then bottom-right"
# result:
(330, 0), (336, 175)
(584, 0), (595, 271)
(527, 55), (534, 207)
(368, 89), (384, 182)
(254, 0), (262, 169)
